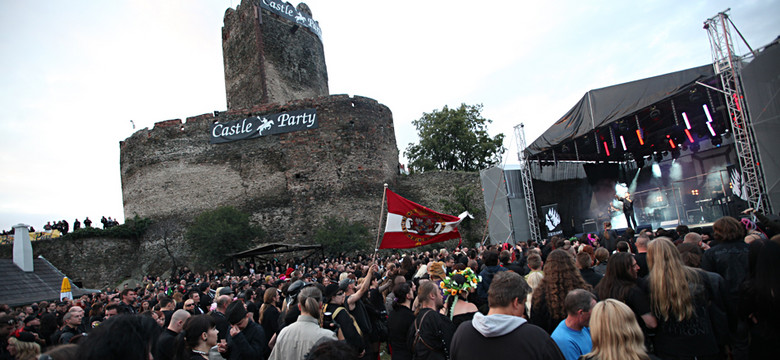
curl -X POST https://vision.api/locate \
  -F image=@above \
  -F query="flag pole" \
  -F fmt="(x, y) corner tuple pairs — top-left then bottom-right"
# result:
(373, 183), (389, 259)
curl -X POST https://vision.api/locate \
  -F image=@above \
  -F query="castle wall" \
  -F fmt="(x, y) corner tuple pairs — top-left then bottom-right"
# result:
(120, 95), (398, 243)
(222, 0), (328, 109)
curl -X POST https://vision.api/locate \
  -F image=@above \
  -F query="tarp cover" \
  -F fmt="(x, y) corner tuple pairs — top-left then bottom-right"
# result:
(526, 65), (714, 157)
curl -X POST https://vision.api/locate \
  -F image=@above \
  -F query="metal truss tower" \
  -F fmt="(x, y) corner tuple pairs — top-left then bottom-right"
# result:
(704, 10), (772, 213)
(515, 124), (541, 241)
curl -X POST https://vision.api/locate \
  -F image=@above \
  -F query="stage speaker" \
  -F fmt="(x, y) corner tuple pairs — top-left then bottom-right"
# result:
(582, 220), (597, 234)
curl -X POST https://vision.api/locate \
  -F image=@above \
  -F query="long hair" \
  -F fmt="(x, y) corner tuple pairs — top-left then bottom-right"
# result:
(585, 299), (649, 360)
(258, 288), (277, 324)
(647, 237), (696, 322)
(532, 249), (591, 320)
(77, 314), (161, 360)
(8, 337), (41, 360)
(174, 315), (215, 360)
(595, 252), (636, 302)
(298, 286), (323, 320)
(392, 282), (413, 311)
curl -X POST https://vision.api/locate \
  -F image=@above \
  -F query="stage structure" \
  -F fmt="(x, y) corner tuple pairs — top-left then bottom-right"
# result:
(479, 165), (533, 244)
(703, 9), (772, 214)
(740, 38), (780, 212)
(523, 62), (756, 235)
(515, 124), (541, 241)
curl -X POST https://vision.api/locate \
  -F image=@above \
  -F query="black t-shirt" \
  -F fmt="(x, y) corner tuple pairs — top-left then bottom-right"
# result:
(323, 303), (364, 352)
(387, 306), (415, 360)
(407, 308), (455, 360)
(346, 295), (372, 342)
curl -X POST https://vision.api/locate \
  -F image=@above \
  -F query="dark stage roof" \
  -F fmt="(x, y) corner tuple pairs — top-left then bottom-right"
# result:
(526, 65), (722, 162)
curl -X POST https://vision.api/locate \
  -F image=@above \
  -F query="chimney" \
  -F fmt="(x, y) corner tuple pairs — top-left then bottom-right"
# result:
(12, 223), (33, 272)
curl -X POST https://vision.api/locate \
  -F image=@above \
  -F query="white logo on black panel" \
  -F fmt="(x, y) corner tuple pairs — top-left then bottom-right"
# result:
(545, 208), (561, 231)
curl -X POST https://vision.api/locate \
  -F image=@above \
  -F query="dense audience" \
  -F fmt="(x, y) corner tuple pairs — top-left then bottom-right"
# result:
(0, 214), (778, 360)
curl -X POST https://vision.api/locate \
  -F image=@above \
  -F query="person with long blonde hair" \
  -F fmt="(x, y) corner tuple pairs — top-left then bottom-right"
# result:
(7, 334), (41, 360)
(580, 299), (651, 360)
(647, 237), (724, 359)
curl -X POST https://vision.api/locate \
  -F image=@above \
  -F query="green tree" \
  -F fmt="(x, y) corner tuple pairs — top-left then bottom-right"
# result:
(185, 206), (263, 266)
(404, 103), (505, 173)
(314, 217), (372, 257)
(440, 186), (481, 246)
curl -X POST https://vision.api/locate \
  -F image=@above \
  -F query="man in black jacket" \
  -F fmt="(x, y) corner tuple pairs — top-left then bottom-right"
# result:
(407, 280), (455, 360)
(226, 301), (266, 360)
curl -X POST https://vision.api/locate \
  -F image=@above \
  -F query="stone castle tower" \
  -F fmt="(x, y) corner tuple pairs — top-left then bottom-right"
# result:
(120, 1), (399, 246)
(222, 0), (329, 109)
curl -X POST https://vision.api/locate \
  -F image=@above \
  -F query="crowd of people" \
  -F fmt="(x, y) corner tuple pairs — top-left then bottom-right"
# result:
(0, 216), (121, 241)
(0, 214), (778, 360)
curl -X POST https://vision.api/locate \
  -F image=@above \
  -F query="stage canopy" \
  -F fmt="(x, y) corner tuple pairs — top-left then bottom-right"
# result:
(526, 65), (724, 163)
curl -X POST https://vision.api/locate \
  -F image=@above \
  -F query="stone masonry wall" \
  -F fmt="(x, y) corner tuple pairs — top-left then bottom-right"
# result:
(120, 95), (398, 244)
(222, 0), (328, 109)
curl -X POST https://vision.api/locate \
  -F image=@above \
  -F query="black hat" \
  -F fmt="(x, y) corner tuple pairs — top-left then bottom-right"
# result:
(323, 284), (340, 301)
(12, 332), (35, 343)
(225, 302), (248, 325)
(218, 287), (234, 296)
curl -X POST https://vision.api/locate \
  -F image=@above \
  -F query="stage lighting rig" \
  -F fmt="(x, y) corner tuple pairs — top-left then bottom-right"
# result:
(689, 88), (703, 103)
(711, 135), (723, 147)
(649, 107), (661, 121)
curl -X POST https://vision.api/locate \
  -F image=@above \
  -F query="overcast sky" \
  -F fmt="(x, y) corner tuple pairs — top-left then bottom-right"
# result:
(1, 0), (778, 231)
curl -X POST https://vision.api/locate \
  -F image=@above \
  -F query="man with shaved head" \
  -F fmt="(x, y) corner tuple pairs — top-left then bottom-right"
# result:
(211, 294), (233, 343)
(156, 309), (191, 360)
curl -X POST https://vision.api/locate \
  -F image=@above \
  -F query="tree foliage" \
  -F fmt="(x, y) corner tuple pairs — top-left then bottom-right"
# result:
(185, 206), (263, 266)
(314, 217), (372, 257)
(404, 104), (505, 173)
(440, 186), (481, 246)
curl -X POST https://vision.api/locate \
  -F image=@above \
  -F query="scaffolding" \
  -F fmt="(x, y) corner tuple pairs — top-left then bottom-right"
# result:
(515, 124), (541, 241)
(703, 10), (772, 213)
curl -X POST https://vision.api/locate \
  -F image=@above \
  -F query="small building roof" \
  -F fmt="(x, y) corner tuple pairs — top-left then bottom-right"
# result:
(0, 256), (96, 307)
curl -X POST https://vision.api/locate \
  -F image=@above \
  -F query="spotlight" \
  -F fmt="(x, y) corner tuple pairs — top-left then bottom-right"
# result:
(636, 157), (645, 168)
(689, 88), (703, 103)
(690, 143), (700, 152)
(650, 107), (661, 121)
(654, 152), (664, 163)
(671, 148), (680, 159)
(712, 135), (723, 147)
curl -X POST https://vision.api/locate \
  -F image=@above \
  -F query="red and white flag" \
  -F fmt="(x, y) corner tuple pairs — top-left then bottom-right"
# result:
(380, 189), (471, 249)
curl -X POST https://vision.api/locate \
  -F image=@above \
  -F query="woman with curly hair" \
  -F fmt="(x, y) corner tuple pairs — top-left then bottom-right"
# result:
(530, 249), (591, 334)
(580, 299), (654, 360)
(647, 237), (724, 359)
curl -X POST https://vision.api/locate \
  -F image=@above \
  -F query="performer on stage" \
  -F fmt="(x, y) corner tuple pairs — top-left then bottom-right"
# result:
(616, 193), (638, 230)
